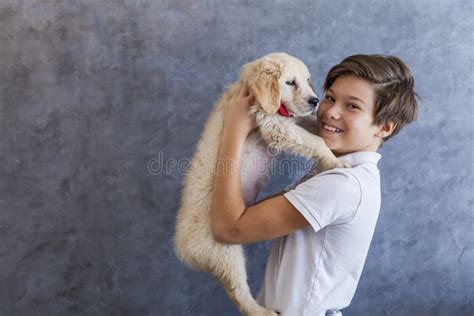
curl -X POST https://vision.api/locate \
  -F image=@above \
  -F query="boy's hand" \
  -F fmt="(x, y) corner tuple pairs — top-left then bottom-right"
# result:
(223, 85), (257, 137)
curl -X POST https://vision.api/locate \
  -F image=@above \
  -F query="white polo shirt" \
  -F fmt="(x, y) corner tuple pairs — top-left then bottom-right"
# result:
(257, 151), (382, 316)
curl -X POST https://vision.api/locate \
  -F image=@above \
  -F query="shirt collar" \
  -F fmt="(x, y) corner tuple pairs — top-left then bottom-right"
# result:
(338, 151), (382, 167)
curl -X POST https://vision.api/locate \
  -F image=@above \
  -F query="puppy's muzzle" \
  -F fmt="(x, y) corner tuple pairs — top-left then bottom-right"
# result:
(308, 97), (319, 108)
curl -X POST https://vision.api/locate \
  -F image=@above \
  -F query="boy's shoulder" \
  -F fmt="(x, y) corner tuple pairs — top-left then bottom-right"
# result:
(315, 152), (381, 193)
(284, 151), (381, 194)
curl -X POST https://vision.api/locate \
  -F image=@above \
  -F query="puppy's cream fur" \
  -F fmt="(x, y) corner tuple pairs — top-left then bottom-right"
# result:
(174, 53), (343, 315)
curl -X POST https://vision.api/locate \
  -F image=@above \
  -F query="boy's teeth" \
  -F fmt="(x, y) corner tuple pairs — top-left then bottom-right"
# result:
(324, 123), (343, 132)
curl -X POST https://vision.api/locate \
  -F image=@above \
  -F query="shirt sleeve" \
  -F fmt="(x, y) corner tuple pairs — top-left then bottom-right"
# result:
(283, 166), (319, 193)
(283, 169), (362, 231)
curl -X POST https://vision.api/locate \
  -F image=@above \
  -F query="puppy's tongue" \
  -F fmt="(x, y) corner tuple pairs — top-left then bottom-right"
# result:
(277, 103), (292, 117)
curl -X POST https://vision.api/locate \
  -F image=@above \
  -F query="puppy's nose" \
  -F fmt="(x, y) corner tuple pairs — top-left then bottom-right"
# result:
(308, 97), (319, 107)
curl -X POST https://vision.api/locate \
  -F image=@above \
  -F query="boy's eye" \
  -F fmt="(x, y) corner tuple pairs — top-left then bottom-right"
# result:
(325, 95), (334, 102)
(348, 104), (360, 110)
(286, 80), (296, 86)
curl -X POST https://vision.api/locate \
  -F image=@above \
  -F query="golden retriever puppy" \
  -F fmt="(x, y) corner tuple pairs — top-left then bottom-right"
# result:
(174, 53), (344, 315)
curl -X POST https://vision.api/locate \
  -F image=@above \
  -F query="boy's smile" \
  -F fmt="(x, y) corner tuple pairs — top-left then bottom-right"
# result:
(316, 75), (386, 156)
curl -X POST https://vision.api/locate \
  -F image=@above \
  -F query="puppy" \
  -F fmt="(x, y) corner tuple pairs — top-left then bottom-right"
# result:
(174, 53), (344, 315)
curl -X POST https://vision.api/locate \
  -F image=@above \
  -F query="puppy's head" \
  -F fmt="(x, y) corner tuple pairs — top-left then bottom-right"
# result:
(241, 52), (318, 117)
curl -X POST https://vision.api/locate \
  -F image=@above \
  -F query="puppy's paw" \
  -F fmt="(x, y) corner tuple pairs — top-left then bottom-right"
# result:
(341, 161), (352, 168)
(251, 305), (279, 316)
(318, 158), (344, 171)
(256, 309), (279, 316)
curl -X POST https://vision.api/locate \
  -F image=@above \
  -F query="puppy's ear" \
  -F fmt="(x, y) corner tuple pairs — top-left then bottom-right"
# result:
(242, 58), (282, 114)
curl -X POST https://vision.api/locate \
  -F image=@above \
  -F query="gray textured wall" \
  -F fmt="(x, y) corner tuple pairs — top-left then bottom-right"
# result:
(0, 0), (472, 315)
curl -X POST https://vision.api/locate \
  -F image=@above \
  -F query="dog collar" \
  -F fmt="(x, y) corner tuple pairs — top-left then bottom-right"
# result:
(277, 103), (292, 117)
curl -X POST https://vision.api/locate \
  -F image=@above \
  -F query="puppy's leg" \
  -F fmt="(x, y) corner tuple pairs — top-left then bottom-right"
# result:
(268, 124), (345, 172)
(293, 125), (346, 170)
(213, 245), (277, 316)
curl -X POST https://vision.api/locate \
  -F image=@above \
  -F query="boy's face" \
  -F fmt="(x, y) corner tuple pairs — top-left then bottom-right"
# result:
(316, 75), (384, 156)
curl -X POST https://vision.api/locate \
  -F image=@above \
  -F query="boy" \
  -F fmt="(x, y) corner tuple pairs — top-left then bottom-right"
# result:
(210, 54), (419, 315)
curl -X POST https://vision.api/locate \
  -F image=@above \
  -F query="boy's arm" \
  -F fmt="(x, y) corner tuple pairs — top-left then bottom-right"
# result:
(210, 117), (309, 244)
(213, 194), (309, 245)
(255, 190), (285, 203)
(210, 86), (309, 244)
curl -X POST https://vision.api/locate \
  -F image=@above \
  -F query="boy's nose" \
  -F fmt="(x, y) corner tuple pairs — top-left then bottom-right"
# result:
(325, 105), (342, 120)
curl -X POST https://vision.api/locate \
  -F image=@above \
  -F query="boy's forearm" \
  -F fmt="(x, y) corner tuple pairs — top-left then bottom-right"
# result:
(256, 190), (285, 203)
(211, 127), (248, 236)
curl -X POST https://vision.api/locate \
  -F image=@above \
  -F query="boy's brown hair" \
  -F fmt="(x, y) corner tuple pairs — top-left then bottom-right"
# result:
(323, 54), (420, 142)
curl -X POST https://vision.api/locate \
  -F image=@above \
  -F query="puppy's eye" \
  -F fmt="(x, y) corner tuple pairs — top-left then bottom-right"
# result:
(286, 80), (296, 86)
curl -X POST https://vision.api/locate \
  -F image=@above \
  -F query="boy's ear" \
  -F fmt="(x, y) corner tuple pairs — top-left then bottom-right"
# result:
(375, 121), (397, 138)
